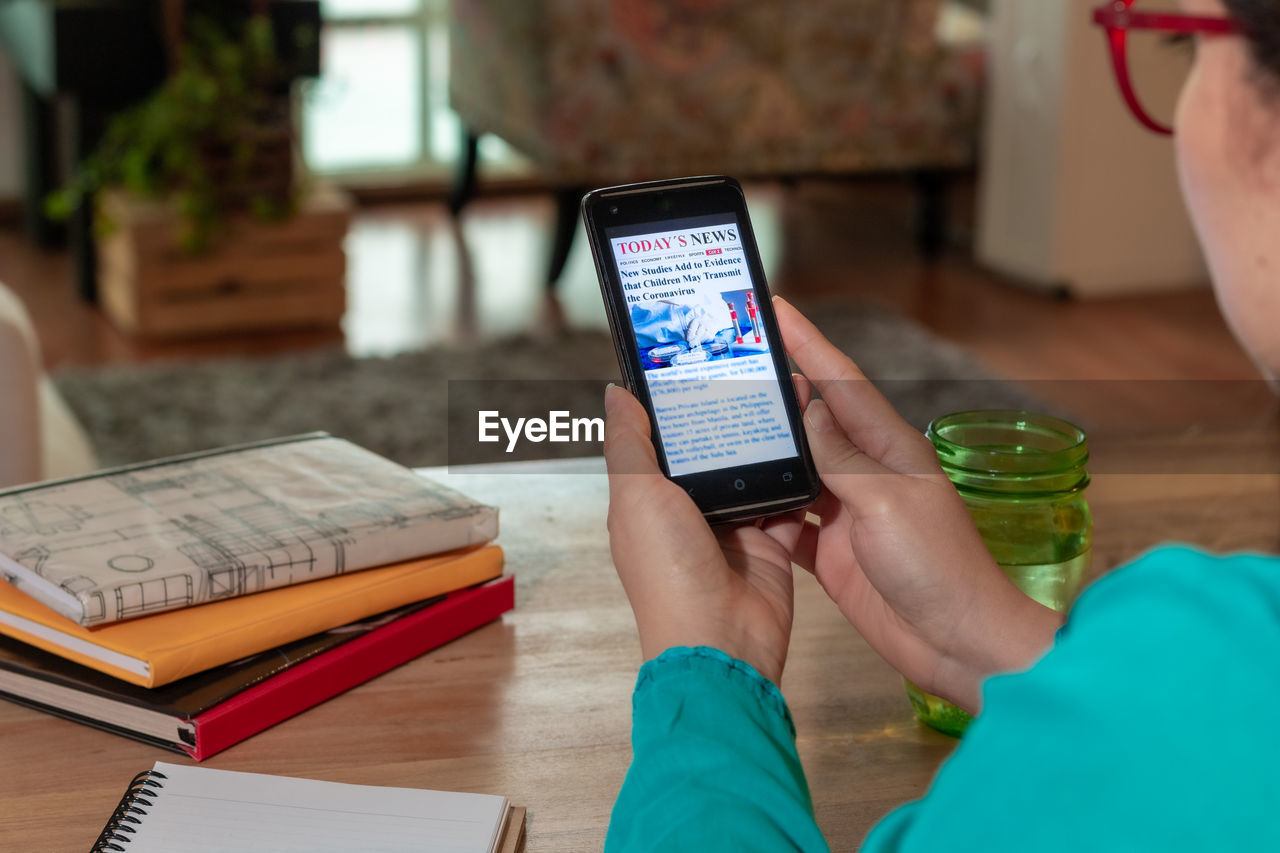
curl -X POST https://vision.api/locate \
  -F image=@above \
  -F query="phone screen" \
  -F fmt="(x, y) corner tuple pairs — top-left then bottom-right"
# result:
(606, 213), (800, 477)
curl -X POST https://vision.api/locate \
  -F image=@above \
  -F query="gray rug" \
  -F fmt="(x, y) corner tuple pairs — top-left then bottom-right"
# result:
(54, 303), (1039, 468)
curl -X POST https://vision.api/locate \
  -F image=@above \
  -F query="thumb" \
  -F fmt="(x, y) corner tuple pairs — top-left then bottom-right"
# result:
(604, 384), (664, 478)
(802, 398), (891, 505)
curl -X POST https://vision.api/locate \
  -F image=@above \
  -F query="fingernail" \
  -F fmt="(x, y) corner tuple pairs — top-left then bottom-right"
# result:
(773, 295), (788, 306)
(604, 382), (622, 411)
(804, 399), (836, 433)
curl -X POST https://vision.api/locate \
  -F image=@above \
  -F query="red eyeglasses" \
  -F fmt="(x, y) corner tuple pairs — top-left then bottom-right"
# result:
(1093, 0), (1238, 135)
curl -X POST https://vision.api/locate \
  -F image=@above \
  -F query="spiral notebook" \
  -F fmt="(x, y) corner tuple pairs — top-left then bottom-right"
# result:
(92, 762), (526, 853)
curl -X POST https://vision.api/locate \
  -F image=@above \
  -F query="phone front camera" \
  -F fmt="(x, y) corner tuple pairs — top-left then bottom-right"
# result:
(609, 205), (619, 215)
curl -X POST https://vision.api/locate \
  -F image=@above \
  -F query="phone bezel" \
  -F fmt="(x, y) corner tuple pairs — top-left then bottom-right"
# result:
(582, 176), (820, 522)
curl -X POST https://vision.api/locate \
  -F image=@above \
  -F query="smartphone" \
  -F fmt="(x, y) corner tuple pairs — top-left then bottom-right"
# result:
(582, 176), (820, 523)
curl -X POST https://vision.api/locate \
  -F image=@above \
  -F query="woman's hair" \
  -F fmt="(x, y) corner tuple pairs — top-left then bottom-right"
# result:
(1223, 0), (1280, 81)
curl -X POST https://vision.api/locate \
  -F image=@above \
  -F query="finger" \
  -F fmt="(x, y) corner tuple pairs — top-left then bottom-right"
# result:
(802, 397), (922, 522)
(603, 384), (664, 480)
(791, 518), (822, 574)
(789, 486), (844, 573)
(803, 398), (888, 479)
(807, 486), (842, 522)
(800, 397), (950, 534)
(774, 296), (927, 467)
(760, 507), (807, 553)
(791, 373), (812, 411)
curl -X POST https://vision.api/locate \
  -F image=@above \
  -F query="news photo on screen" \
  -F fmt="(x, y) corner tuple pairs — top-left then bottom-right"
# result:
(607, 215), (799, 477)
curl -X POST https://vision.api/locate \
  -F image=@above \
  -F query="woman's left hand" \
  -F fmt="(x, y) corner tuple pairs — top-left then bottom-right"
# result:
(603, 383), (807, 686)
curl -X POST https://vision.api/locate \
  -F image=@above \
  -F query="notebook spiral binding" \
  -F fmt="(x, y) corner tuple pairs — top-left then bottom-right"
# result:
(91, 770), (169, 851)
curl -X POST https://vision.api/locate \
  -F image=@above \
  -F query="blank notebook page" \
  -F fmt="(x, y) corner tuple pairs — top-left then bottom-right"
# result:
(115, 762), (510, 853)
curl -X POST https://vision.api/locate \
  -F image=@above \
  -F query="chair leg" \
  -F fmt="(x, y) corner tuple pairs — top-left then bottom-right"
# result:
(448, 129), (480, 216)
(547, 187), (585, 290)
(914, 169), (950, 263)
(70, 97), (128, 304)
(20, 82), (65, 248)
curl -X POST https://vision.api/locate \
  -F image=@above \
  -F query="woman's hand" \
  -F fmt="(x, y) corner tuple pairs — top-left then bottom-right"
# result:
(775, 297), (1062, 712)
(603, 383), (806, 686)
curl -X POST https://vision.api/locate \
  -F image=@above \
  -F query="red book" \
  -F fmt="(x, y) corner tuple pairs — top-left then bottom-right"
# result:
(0, 576), (515, 760)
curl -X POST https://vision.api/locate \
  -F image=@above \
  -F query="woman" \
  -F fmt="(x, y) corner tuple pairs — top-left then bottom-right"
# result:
(603, 0), (1280, 850)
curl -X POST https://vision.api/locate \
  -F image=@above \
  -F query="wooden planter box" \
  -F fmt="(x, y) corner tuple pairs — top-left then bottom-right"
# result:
(97, 186), (351, 339)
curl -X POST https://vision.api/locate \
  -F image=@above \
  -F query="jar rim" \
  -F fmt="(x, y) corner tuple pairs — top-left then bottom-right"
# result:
(927, 410), (1089, 492)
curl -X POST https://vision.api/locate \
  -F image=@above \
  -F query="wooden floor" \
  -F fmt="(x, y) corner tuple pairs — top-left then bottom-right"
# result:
(0, 178), (1266, 429)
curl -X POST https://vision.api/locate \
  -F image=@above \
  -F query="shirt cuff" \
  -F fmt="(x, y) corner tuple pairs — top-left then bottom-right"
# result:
(635, 646), (797, 740)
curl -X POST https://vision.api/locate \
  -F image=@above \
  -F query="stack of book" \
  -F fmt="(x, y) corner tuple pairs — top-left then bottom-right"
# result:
(0, 433), (510, 760)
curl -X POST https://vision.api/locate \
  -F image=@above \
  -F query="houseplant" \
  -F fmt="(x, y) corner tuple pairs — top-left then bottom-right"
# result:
(48, 12), (313, 253)
(47, 7), (348, 340)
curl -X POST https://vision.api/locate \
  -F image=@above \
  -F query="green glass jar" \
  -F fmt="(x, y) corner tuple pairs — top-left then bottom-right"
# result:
(905, 410), (1093, 737)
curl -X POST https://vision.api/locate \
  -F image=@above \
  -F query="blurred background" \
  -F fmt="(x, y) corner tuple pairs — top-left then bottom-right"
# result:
(0, 0), (1265, 484)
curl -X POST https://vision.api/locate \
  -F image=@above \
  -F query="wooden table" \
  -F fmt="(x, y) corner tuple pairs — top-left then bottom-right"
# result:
(3, 430), (1279, 851)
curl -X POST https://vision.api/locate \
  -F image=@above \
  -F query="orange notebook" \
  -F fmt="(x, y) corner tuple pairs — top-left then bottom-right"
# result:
(0, 545), (503, 688)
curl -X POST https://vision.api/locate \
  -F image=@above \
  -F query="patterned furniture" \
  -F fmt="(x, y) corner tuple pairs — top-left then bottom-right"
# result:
(449, 0), (986, 284)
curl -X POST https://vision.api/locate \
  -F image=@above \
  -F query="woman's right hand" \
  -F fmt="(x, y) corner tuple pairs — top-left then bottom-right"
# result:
(774, 297), (1062, 712)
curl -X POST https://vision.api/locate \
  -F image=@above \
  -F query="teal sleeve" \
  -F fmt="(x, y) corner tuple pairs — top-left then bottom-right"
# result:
(605, 647), (830, 853)
(862, 545), (1280, 852)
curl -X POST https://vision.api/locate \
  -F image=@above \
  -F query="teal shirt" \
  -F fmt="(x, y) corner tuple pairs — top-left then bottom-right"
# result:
(606, 547), (1280, 851)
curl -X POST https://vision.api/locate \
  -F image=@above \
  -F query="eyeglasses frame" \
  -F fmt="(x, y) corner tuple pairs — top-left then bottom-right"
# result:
(1092, 0), (1238, 135)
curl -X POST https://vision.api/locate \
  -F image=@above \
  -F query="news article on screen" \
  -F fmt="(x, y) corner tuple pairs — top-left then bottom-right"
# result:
(609, 217), (799, 476)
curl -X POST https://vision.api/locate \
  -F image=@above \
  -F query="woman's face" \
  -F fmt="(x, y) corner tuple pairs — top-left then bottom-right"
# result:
(1175, 0), (1280, 378)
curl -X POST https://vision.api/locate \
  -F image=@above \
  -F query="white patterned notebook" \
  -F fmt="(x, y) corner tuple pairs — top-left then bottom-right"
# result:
(0, 434), (498, 625)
